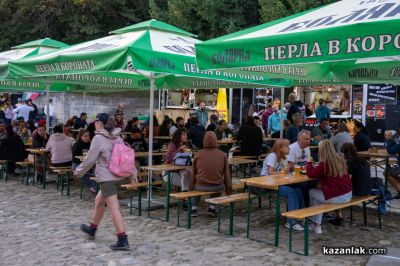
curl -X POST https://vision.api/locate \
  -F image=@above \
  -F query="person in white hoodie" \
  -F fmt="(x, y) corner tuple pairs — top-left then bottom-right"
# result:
(45, 124), (74, 167)
(75, 113), (137, 251)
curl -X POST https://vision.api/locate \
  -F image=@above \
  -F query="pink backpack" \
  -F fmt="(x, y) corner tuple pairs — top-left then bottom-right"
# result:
(108, 138), (135, 178)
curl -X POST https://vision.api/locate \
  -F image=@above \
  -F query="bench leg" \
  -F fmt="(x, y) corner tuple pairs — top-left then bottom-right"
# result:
(289, 223), (293, 252)
(31, 167), (34, 186)
(378, 213), (382, 229)
(26, 167), (30, 186)
(217, 206), (221, 233)
(67, 174), (70, 196)
(187, 197), (192, 229)
(246, 189), (253, 239)
(274, 191), (281, 247)
(138, 188), (142, 217)
(304, 218), (309, 256)
(363, 202), (367, 226)
(177, 201), (181, 227)
(129, 190), (133, 215)
(350, 205), (353, 224)
(165, 172), (171, 222)
(229, 203), (234, 236)
(42, 156), (47, 189)
(60, 175), (64, 195)
(80, 177), (84, 200)
(258, 197), (262, 209)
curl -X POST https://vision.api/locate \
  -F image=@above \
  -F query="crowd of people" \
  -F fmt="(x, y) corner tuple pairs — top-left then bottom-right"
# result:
(1, 95), (399, 250)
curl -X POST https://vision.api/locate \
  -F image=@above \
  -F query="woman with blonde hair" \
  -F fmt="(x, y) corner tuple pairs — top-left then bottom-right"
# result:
(261, 139), (305, 231)
(306, 139), (352, 234)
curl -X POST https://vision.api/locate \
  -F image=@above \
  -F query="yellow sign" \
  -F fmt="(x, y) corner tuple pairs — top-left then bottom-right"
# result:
(216, 88), (228, 123)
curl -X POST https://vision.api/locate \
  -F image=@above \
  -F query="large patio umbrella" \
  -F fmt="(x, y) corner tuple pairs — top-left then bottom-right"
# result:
(9, 20), (290, 209)
(195, 0), (400, 85)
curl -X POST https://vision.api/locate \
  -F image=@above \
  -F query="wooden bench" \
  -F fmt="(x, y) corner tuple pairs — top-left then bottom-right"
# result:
(16, 161), (34, 186)
(170, 191), (220, 229)
(51, 168), (73, 196)
(121, 180), (163, 216)
(206, 193), (256, 235)
(281, 195), (380, 256)
(169, 182), (247, 229)
(0, 160), (7, 181)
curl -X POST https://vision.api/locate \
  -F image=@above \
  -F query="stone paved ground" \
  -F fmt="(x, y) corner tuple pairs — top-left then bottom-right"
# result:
(1, 177), (399, 266)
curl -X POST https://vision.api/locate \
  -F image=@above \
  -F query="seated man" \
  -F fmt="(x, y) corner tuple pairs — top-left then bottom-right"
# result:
(190, 131), (232, 217)
(385, 130), (400, 199)
(286, 113), (306, 144)
(287, 129), (317, 207)
(124, 127), (147, 152)
(214, 119), (234, 153)
(16, 120), (31, 144)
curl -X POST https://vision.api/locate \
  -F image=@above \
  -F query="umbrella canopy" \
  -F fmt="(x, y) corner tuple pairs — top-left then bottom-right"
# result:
(195, 0), (400, 85)
(9, 19), (291, 87)
(0, 38), (71, 91)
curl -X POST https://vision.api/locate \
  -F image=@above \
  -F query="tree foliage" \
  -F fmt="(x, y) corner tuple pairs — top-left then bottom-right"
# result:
(0, 0), (338, 50)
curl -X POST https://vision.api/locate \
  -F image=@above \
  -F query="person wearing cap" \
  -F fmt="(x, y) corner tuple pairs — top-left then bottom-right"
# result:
(124, 127), (147, 152)
(124, 117), (140, 132)
(76, 113), (137, 251)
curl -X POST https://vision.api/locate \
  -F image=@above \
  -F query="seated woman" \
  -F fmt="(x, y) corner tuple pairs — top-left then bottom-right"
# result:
(165, 129), (191, 192)
(158, 117), (173, 137)
(0, 125), (26, 175)
(354, 121), (371, 152)
(190, 131), (232, 217)
(306, 140), (352, 234)
(46, 124), (74, 167)
(30, 124), (49, 181)
(72, 129), (96, 194)
(261, 139), (305, 231)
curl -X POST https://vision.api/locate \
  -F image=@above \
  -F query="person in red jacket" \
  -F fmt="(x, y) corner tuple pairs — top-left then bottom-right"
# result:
(306, 139), (352, 234)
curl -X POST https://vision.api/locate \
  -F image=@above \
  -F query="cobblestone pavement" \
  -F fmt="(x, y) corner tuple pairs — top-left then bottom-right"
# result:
(1, 177), (399, 266)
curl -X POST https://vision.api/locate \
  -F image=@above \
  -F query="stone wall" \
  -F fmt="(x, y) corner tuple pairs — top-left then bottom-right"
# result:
(34, 91), (157, 123)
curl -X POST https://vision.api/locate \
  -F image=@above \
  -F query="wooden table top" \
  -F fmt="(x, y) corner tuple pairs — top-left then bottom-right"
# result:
(26, 148), (48, 155)
(135, 151), (166, 158)
(241, 173), (312, 190)
(154, 136), (172, 140)
(217, 139), (237, 145)
(263, 137), (281, 142)
(141, 164), (192, 172)
(228, 158), (258, 165)
(358, 149), (389, 159)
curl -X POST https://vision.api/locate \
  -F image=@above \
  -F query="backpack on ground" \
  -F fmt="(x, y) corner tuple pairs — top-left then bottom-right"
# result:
(173, 152), (192, 166)
(370, 177), (392, 215)
(108, 138), (136, 178)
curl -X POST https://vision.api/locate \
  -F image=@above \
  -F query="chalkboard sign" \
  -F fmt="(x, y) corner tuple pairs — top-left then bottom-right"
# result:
(367, 84), (397, 105)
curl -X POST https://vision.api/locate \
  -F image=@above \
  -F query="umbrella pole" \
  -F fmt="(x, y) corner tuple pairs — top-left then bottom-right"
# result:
(83, 92), (87, 114)
(280, 87), (284, 138)
(147, 73), (155, 204)
(45, 83), (50, 134)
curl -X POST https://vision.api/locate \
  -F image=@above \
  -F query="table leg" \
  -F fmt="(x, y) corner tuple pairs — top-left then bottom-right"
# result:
(229, 203), (234, 236)
(187, 197), (192, 229)
(385, 158), (389, 190)
(246, 188), (252, 239)
(138, 188), (142, 216)
(304, 218), (309, 256)
(274, 190), (281, 247)
(42, 155), (47, 189)
(166, 172), (171, 222)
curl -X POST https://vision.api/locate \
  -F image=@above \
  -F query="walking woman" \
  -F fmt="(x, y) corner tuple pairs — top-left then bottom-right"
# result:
(75, 113), (137, 250)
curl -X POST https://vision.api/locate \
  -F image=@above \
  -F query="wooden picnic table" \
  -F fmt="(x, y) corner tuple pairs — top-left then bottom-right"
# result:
(154, 136), (172, 140)
(217, 139), (237, 145)
(228, 157), (258, 179)
(135, 151), (166, 158)
(241, 173), (313, 247)
(263, 137), (281, 142)
(26, 148), (49, 189)
(140, 164), (192, 222)
(358, 149), (390, 189)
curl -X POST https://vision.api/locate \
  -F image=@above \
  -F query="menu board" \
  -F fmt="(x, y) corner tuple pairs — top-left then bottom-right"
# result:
(366, 104), (386, 120)
(367, 84), (397, 105)
(352, 86), (363, 116)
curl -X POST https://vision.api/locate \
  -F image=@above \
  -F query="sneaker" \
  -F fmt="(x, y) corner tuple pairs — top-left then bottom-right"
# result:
(206, 208), (217, 217)
(109, 235), (130, 251)
(285, 223), (304, 231)
(329, 217), (344, 227)
(311, 223), (322, 234)
(191, 210), (198, 217)
(393, 192), (400, 200)
(80, 224), (96, 239)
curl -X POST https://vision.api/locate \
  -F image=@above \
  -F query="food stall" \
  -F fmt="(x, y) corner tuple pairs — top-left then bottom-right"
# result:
(156, 89), (218, 122)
